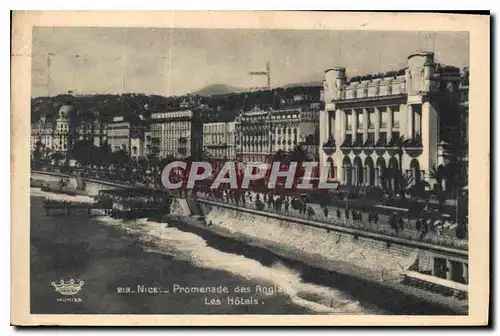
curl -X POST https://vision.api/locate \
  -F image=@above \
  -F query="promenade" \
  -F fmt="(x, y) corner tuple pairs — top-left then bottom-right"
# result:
(196, 190), (468, 251)
(31, 167), (468, 251)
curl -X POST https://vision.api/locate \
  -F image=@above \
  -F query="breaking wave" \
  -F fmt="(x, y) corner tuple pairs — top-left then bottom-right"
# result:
(101, 217), (370, 314)
(30, 187), (371, 313)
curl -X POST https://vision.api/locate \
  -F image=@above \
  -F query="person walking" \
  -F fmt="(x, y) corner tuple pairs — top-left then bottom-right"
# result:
(398, 215), (404, 230)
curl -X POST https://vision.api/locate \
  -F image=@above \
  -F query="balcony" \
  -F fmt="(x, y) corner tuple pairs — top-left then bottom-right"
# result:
(404, 135), (424, 157)
(352, 137), (364, 148)
(339, 137), (352, 155)
(374, 137), (387, 155)
(351, 136), (364, 155)
(322, 136), (336, 156)
(362, 136), (375, 155)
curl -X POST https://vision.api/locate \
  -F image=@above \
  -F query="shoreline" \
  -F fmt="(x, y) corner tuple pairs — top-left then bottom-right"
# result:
(28, 175), (468, 314)
(160, 213), (468, 315)
(30, 196), (315, 315)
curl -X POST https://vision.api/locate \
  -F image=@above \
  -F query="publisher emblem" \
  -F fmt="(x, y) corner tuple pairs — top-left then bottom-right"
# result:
(51, 279), (84, 296)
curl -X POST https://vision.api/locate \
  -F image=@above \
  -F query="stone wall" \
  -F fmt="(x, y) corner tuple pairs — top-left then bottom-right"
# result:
(170, 198), (192, 217)
(198, 200), (468, 282)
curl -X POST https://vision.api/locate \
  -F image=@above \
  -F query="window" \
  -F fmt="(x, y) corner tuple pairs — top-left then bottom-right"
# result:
(344, 134), (352, 144)
(392, 108), (399, 128)
(368, 109), (375, 129)
(378, 132), (387, 146)
(366, 133), (374, 144)
(346, 112), (353, 130)
(357, 111), (363, 126)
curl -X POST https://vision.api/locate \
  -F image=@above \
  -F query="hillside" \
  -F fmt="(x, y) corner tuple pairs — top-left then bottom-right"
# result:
(193, 84), (246, 97)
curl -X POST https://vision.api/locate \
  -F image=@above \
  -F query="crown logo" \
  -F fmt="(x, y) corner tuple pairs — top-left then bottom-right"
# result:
(51, 279), (84, 296)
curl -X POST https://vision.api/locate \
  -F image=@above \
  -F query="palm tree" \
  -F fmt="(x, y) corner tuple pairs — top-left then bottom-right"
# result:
(272, 149), (288, 164)
(287, 144), (312, 188)
(400, 172), (414, 191)
(380, 167), (395, 198)
(391, 135), (411, 201)
(288, 144), (311, 164)
(428, 164), (448, 209)
(32, 140), (43, 168)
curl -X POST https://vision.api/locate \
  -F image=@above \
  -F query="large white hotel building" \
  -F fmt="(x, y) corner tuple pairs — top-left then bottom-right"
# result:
(320, 52), (462, 189)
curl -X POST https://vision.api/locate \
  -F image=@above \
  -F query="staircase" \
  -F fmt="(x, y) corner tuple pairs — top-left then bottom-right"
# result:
(186, 197), (205, 217)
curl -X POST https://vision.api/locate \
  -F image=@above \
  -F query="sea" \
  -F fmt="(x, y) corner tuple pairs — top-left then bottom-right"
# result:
(30, 187), (388, 315)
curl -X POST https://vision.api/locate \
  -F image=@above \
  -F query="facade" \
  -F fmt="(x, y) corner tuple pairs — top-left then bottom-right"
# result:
(150, 108), (203, 160)
(52, 105), (71, 155)
(270, 103), (321, 159)
(31, 114), (55, 154)
(106, 115), (148, 160)
(203, 121), (236, 165)
(320, 52), (462, 189)
(75, 113), (107, 148)
(143, 130), (152, 158)
(107, 116), (131, 152)
(235, 108), (271, 163)
(235, 102), (321, 163)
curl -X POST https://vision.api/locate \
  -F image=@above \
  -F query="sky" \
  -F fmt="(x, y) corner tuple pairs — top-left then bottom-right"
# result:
(31, 27), (469, 98)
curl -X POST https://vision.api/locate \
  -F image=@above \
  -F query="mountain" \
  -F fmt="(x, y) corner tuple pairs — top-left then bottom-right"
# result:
(193, 84), (246, 97)
(193, 80), (323, 97)
(280, 81), (323, 88)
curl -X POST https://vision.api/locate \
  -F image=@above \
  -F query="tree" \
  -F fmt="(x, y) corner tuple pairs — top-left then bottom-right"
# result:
(400, 172), (414, 191)
(391, 135), (411, 201)
(428, 164), (448, 209)
(99, 143), (112, 170)
(72, 139), (101, 168)
(287, 144), (312, 187)
(32, 140), (43, 168)
(137, 156), (148, 170)
(51, 152), (65, 166)
(159, 155), (176, 170)
(380, 167), (395, 198)
(112, 148), (130, 170)
(288, 144), (311, 164)
(272, 149), (288, 164)
(407, 180), (430, 200)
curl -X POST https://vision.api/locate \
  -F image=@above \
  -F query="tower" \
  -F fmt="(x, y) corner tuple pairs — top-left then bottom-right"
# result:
(406, 52), (438, 177)
(324, 67), (346, 102)
(320, 67), (346, 174)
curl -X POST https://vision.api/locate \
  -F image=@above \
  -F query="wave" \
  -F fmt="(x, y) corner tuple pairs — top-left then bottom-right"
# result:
(206, 209), (411, 275)
(30, 187), (95, 204)
(99, 216), (369, 314)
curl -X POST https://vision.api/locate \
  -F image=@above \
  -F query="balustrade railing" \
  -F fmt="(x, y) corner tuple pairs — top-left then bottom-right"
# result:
(197, 193), (468, 251)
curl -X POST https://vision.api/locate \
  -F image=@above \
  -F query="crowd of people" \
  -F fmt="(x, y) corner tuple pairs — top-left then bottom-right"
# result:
(197, 188), (467, 241)
(36, 164), (467, 241)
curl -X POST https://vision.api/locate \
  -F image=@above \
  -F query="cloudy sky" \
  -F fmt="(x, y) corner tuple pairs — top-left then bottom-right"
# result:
(31, 27), (469, 98)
